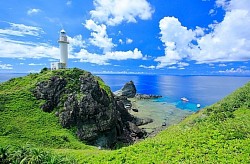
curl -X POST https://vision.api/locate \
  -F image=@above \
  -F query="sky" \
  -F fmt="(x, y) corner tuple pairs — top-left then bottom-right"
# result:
(0, 0), (250, 75)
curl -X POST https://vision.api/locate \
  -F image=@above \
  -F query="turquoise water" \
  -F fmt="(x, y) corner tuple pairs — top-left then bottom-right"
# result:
(153, 97), (200, 112)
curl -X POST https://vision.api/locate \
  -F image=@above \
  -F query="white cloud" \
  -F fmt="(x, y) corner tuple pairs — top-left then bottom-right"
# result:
(28, 63), (46, 66)
(155, 17), (195, 68)
(0, 64), (13, 70)
(0, 22), (142, 66)
(93, 70), (145, 74)
(215, 0), (230, 9)
(155, 0), (250, 68)
(67, 35), (86, 57)
(218, 67), (250, 74)
(90, 0), (154, 26)
(119, 39), (124, 44)
(66, 1), (72, 6)
(0, 37), (59, 59)
(27, 8), (41, 16)
(85, 19), (115, 52)
(83, 0), (153, 59)
(139, 65), (155, 69)
(209, 9), (216, 15)
(76, 48), (143, 65)
(218, 63), (227, 67)
(0, 23), (61, 59)
(178, 62), (189, 67)
(168, 66), (177, 69)
(126, 38), (133, 44)
(0, 22), (44, 37)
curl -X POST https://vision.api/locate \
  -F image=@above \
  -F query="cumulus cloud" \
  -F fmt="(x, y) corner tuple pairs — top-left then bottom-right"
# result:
(85, 19), (115, 53)
(67, 35), (86, 57)
(76, 48), (143, 65)
(0, 64), (13, 70)
(90, 0), (154, 26)
(155, 17), (195, 68)
(83, 0), (153, 54)
(27, 8), (41, 15)
(155, 0), (250, 68)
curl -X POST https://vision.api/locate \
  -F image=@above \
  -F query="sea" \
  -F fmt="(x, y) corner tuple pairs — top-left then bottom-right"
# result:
(1, 73), (250, 112)
(97, 74), (250, 111)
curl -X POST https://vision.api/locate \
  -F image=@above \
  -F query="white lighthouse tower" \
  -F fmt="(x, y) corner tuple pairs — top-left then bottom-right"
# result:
(51, 29), (69, 70)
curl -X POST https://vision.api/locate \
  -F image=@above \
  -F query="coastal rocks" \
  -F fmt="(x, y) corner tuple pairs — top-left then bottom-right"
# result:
(127, 122), (146, 139)
(135, 94), (162, 100)
(33, 69), (147, 148)
(132, 117), (153, 126)
(114, 81), (136, 98)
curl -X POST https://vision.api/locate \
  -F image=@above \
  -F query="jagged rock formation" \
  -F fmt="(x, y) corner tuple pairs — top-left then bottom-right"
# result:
(33, 69), (147, 148)
(114, 81), (136, 98)
(33, 76), (67, 112)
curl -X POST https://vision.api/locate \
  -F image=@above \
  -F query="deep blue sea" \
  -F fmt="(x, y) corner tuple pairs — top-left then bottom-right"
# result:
(1, 73), (249, 111)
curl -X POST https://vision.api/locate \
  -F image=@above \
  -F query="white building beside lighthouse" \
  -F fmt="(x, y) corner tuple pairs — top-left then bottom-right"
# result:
(51, 29), (69, 70)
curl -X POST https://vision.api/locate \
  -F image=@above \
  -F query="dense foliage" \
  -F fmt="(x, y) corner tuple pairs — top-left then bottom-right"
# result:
(0, 69), (249, 163)
(0, 145), (76, 164)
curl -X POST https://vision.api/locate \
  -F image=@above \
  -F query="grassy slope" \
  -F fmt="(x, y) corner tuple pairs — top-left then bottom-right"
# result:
(0, 69), (103, 151)
(0, 69), (249, 163)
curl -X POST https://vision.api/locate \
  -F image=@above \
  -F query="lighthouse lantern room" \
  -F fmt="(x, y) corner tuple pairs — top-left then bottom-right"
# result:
(51, 29), (69, 70)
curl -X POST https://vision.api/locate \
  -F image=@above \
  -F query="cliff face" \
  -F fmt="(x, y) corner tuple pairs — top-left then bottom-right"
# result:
(33, 68), (145, 148)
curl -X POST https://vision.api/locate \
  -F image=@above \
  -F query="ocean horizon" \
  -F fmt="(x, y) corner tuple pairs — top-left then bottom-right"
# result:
(1, 72), (249, 111)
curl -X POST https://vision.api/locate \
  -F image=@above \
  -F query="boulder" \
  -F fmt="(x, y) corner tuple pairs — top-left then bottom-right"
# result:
(132, 117), (153, 126)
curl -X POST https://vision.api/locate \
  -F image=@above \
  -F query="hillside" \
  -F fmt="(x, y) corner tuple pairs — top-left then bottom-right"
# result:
(0, 69), (249, 163)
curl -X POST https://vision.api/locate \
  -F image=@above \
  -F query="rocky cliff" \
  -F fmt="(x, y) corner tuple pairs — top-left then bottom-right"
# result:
(33, 68), (146, 148)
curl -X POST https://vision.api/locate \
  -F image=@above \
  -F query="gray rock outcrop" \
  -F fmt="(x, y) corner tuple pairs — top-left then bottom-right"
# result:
(135, 94), (162, 99)
(33, 76), (67, 112)
(114, 81), (136, 98)
(33, 69), (146, 148)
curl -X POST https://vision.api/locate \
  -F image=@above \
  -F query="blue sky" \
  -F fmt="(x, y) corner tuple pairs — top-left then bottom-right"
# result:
(0, 0), (249, 75)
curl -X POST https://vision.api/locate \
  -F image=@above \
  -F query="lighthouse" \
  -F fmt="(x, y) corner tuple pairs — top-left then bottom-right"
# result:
(51, 29), (69, 70)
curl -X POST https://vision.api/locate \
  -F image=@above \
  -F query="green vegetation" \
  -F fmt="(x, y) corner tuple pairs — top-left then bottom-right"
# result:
(0, 145), (77, 164)
(0, 69), (249, 163)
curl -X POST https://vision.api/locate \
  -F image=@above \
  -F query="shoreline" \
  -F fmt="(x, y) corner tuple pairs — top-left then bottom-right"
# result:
(129, 98), (194, 134)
